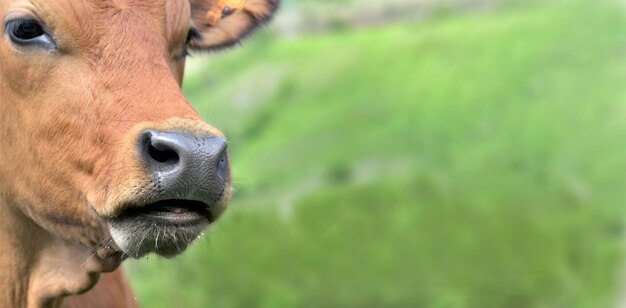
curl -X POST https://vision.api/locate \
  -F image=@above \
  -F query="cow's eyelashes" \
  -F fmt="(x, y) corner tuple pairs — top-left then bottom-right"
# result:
(5, 19), (56, 50)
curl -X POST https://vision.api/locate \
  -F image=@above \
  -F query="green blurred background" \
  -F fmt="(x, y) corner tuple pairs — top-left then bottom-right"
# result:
(126, 0), (626, 306)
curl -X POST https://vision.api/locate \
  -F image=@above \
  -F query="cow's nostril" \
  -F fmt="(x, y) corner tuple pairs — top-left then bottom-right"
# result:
(139, 130), (182, 169)
(216, 149), (228, 180)
(147, 140), (180, 165)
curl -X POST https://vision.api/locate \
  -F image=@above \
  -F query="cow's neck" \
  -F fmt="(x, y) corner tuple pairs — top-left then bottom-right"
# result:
(0, 198), (104, 308)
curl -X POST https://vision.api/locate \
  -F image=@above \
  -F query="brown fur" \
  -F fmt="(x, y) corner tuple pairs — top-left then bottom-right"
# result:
(64, 269), (136, 308)
(0, 0), (277, 307)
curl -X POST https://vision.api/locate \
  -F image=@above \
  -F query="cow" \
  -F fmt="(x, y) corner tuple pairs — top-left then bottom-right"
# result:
(0, 0), (278, 307)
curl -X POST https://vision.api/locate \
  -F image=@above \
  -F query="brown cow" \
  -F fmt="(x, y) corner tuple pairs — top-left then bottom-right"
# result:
(0, 0), (278, 307)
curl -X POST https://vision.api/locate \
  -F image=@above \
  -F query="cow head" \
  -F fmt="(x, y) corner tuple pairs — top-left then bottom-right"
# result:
(0, 0), (277, 269)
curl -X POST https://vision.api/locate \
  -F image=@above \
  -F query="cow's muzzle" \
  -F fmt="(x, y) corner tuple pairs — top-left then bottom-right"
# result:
(107, 129), (231, 258)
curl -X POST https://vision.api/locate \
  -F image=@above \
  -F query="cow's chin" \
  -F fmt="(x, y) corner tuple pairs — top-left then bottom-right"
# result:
(107, 200), (216, 258)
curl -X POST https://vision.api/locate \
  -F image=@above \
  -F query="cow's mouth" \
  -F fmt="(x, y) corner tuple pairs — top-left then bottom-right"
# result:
(116, 199), (215, 226)
(107, 199), (219, 259)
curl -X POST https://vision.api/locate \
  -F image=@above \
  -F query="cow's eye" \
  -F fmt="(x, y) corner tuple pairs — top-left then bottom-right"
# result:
(5, 19), (55, 50)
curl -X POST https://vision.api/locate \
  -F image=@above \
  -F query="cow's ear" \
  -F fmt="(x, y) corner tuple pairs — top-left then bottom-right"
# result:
(188, 0), (279, 51)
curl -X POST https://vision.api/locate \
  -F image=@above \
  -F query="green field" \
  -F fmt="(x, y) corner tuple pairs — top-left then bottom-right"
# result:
(127, 1), (626, 307)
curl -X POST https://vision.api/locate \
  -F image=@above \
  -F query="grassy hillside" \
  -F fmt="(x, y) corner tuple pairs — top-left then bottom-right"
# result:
(127, 1), (626, 307)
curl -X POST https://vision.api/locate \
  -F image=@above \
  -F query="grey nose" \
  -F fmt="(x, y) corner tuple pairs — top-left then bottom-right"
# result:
(138, 129), (229, 202)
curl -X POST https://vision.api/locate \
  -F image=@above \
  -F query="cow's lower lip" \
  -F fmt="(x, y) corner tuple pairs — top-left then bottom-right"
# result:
(108, 199), (218, 258)
(116, 199), (213, 226)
